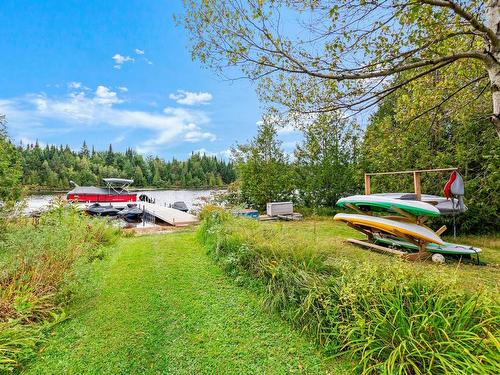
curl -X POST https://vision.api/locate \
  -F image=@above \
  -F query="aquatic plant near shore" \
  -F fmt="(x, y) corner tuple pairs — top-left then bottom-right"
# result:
(198, 209), (500, 374)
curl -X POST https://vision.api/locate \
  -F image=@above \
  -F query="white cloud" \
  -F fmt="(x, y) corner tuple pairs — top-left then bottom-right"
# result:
(112, 54), (134, 66)
(134, 48), (145, 55)
(169, 90), (213, 106)
(192, 148), (215, 156)
(192, 148), (232, 159)
(184, 130), (216, 143)
(145, 58), (153, 65)
(1, 86), (217, 155)
(68, 81), (82, 89)
(219, 149), (232, 159)
(94, 85), (123, 105)
(118, 86), (128, 92)
(112, 134), (126, 144)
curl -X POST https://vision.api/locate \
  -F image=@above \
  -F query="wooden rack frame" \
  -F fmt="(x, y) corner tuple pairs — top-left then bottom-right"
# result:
(364, 168), (458, 200)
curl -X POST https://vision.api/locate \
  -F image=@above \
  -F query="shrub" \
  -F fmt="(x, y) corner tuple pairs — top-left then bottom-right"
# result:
(0, 203), (120, 371)
(198, 212), (500, 374)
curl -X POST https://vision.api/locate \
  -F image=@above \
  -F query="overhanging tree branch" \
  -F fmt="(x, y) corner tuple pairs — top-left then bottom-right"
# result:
(420, 0), (497, 45)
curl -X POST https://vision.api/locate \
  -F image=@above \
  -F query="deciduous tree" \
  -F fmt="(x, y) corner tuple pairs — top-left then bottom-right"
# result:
(232, 116), (295, 210)
(181, 0), (500, 136)
(295, 113), (361, 207)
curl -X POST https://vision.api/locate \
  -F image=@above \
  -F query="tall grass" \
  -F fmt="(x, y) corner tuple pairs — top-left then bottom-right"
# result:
(198, 207), (500, 374)
(0, 202), (120, 372)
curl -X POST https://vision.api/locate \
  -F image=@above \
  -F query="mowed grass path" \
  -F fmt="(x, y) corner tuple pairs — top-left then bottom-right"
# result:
(25, 231), (344, 374)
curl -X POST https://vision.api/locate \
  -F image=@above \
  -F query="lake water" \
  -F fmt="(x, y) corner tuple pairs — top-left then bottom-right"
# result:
(25, 189), (222, 215)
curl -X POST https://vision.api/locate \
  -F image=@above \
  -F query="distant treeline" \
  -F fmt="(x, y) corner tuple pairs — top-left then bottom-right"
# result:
(18, 142), (236, 189)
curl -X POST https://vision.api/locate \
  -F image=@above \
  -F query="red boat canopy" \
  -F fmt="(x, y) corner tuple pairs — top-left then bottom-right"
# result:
(67, 186), (137, 203)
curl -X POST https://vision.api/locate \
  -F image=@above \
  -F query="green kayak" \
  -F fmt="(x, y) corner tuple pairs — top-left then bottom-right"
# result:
(373, 235), (481, 256)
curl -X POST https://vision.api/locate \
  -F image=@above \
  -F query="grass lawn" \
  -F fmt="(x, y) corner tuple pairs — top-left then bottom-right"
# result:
(254, 218), (500, 293)
(22, 217), (499, 374)
(24, 231), (348, 374)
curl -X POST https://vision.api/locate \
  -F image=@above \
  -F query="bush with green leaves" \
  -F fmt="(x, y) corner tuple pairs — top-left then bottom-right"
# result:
(198, 209), (499, 374)
(0, 202), (120, 372)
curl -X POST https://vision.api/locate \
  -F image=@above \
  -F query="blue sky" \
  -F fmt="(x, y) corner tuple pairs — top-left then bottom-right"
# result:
(0, 0), (302, 159)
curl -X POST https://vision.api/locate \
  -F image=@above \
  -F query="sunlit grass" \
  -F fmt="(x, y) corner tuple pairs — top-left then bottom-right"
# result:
(199, 209), (500, 374)
(24, 232), (345, 374)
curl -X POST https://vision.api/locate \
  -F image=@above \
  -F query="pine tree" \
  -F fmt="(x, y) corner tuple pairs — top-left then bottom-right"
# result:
(80, 140), (90, 158)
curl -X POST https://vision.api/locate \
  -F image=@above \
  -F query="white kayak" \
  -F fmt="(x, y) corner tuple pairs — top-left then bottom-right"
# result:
(337, 195), (441, 217)
(372, 193), (467, 215)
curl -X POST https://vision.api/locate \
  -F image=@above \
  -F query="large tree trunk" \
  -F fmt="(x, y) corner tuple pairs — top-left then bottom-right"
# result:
(487, 61), (500, 137)
(486, 0), (500, 137)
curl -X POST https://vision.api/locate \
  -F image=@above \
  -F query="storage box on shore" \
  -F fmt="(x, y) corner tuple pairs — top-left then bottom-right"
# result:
(266, 202), (293, 217)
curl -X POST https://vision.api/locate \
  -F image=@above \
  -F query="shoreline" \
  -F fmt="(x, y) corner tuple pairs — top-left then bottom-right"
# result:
(26, 186), (228, 195)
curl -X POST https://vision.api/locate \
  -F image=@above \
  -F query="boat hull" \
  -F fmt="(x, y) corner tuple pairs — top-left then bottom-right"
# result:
(67, 193), (137, 203)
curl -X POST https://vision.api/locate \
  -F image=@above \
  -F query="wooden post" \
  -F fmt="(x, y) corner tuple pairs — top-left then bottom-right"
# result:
(364, 174), (371, 195)
(435, 225), (447, 236)
(413, 172), (421, 200)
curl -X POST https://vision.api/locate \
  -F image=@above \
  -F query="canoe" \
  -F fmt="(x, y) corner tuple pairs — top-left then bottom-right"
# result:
(373, 236), (481, 255)
(336, 195), (440, 217)
(334, 213), (444, 244)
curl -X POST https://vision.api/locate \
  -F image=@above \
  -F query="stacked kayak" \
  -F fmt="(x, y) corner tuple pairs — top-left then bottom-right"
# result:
(334, 195), (480, 260)
(336, 195), (440, 217)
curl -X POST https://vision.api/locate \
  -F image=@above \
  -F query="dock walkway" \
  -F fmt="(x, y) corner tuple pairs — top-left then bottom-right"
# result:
(136, 201), (198, 226)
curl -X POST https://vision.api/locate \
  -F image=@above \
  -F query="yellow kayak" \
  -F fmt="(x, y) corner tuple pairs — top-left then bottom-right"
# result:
(334, 213), (444, 245)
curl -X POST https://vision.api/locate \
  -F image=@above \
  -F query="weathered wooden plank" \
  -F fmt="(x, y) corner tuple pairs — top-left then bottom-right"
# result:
(364, 174), (371, 195)
(347, 238), (407, 256)
(365, 168), (458, 176)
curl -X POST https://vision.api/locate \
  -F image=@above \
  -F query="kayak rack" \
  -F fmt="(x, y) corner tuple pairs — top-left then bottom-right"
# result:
(364, 167), (458, 200)
(346, 223), (433, 261)
(347, 238), (407, 257)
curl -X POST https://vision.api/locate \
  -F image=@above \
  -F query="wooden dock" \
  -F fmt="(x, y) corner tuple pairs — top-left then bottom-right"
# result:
(78, 201), (199, 227)
(135, 201), (198, 227)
